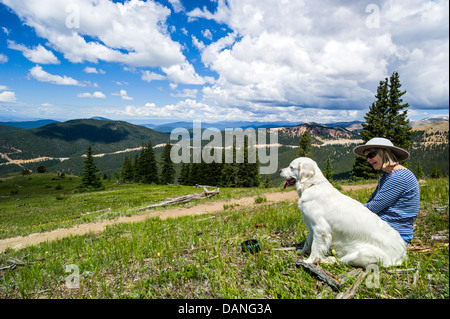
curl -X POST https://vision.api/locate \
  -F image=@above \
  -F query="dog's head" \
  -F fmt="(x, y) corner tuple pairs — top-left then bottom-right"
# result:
(279, 157), (326, 193)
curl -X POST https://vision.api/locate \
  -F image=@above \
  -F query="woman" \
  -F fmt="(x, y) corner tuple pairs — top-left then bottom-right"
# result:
(353, 137), (420, 244)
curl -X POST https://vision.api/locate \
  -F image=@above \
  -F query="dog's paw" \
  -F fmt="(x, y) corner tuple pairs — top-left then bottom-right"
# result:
(321, 256), (338, 264)
(303, 257), (319, 264)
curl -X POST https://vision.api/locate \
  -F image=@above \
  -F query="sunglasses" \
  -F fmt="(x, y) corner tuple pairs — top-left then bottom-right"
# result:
(365, 151), (378, 159)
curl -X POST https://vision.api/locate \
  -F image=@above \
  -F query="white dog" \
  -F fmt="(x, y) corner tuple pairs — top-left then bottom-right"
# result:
(280, 157), (406, 267)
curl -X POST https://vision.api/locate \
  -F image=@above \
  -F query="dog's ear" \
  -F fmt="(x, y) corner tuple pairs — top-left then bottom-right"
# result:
(298, 161), (315, 184)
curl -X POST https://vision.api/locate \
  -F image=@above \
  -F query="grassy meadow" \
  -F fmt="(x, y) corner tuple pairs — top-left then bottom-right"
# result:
(0, 172), (275, 240)
(0, 172), (448, 299)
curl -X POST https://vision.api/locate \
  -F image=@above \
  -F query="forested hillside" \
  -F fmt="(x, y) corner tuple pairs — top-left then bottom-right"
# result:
(0, 119), (448, 182)
(0, 119), (169, 159)
(0, 119), (169, 176)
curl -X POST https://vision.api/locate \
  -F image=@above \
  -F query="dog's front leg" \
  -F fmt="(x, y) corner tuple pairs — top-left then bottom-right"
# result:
(299, 212), (312, 255)
(300, 233), (312, 255)
(304, 225), (332, 264)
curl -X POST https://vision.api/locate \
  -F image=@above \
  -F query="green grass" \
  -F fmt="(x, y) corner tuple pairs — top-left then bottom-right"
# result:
(0, 174), (448, 299)
(0, 172), (277, 239)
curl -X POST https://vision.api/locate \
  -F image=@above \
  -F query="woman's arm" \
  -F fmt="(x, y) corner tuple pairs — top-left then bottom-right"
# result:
(364, 175), (405, 214)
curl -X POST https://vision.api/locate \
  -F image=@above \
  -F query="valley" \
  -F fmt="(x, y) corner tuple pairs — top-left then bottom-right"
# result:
(0, 117), (448, 179)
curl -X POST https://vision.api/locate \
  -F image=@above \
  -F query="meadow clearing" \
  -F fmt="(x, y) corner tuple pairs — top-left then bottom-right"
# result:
(0, 172), (448, 299)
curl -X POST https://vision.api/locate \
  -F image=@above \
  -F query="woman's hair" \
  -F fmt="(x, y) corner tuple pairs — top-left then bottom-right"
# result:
(378, 148), (399, 169)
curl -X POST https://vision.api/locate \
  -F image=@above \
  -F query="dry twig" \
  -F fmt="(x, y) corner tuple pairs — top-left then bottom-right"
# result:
(137, 188), (219, 210)
(335, 269), (367, 299)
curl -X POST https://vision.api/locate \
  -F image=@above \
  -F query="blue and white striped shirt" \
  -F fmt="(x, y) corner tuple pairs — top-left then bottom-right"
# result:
(364, 168), (420, 243)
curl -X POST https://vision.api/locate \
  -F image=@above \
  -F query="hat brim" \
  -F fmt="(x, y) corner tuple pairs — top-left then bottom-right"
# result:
(353, 144), (410, 161)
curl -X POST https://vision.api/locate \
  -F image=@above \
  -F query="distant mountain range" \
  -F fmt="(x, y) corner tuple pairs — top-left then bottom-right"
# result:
(410, 115), (449, 127)
(0, 118), (168, 157)
(0, 116), (448, 178)
(140, 120), (300, 133)
(1, 115), (447, 132)
(0, 119), (58, 129)
(0, 119), (169, 176)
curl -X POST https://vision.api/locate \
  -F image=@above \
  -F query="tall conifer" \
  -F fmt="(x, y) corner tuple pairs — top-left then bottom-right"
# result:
(79, 145), (104, 190)
(352, 71), (414, 179)
(160, 143), (175, 184)
(297, 131), (313, 158)
(138, 141), (159, 184)
(121, 155), (134, 182)
(324, 156), (333, 182)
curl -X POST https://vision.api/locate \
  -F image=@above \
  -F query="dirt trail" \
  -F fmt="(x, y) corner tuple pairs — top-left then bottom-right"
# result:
(0, 191), (299, 253)
(0, 184), (377, 253)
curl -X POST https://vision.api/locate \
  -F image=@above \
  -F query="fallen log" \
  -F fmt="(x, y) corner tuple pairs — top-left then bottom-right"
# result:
(431, 235), (449, 244)
(273, 247), (297, 251)
(295, 259), (342, 291)
(194, 184), (216, 189)
(0, 258), (26, 271)
(137, 187), (219, 211)
(335, 269), (367, 299)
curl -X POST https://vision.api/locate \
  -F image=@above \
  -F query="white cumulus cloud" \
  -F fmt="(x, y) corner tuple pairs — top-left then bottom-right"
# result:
(28, 65), (84, 86)
(168, 0), (184, 13)
(0, 91), (16, 102)
(77, 91), (106, 98)
(162, 62), (214, 85)
(112, 89), (133, 101)
(83, 67), (105, 74)
(171, 89), (198, 98)
(190, 0), (449, 111)
(7, 41), (59, 64)
(141, 71), (166, 83)
(0, 53), (8, 64)
(1, 0), (206, 85)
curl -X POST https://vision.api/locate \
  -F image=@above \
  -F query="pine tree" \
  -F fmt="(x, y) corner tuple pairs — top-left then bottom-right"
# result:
(352, 71), (414, 179)
(189, 162), (203, 185)
(387, 71), (414, 149)
(297, 131), (313, 158)
(209, 161), (224, 186)
(219, 142), (237, 187)
(217, 136), (261, 188)
(360, 79), (389, 142)
(138, 141), (159, 184)
(236, 137), (252, 187)
(360, 72), (414, 149)
(132, 154), (140, 182)
(324, 156), (333, 182)
(219, 163), (236, 187)
(37, 165), (46, 173)
(415, 162), (424, 180)
(160, 143), (175, 184)
(262, 175), (271, 188)
(202, 161), (222, 186)
(179, 163), (191, 185)
(121, 155), (134, 182)
(350, 157), (376, 181)
(430, 168), (442, 179)
(248, 136), (261, 187)
(79, 145), (104, 190)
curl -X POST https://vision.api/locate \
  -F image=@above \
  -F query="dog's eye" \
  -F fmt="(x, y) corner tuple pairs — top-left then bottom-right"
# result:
(289, 166), (293, 169)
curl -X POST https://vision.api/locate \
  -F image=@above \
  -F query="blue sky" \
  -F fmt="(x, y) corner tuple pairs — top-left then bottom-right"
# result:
(0, 0), (448, 124)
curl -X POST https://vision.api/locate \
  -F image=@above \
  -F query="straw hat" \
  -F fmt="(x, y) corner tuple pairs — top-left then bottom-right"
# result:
(353, 137), (410, 161)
